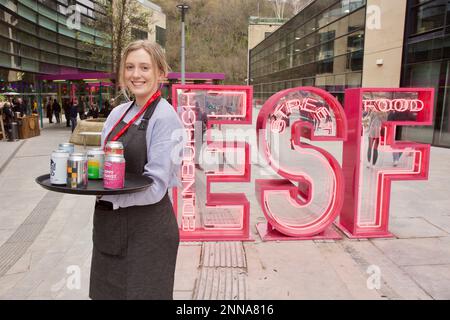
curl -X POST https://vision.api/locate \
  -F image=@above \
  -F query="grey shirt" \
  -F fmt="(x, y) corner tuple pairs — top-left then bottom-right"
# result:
(101, 98), (184, 208)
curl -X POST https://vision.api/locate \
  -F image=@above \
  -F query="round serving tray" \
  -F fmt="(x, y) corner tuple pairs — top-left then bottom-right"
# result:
(35, 173), (153, 195)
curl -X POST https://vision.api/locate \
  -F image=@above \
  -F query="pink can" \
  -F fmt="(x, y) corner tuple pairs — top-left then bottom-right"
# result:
(103, 154), (125, 189)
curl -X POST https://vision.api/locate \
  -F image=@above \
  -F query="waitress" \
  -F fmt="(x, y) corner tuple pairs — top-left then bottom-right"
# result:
(89, 40), (184, 300)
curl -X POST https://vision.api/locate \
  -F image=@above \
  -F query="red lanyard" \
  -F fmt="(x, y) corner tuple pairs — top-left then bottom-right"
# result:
(105, 91), (161, 145)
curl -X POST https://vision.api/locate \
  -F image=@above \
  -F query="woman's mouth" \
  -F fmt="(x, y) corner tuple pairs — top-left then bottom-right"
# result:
(131, 81), (146, 88)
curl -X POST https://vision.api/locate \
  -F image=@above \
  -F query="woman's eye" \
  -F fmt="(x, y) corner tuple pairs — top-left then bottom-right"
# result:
(126, 66), (134, 70)
(142, 66), (149, 71)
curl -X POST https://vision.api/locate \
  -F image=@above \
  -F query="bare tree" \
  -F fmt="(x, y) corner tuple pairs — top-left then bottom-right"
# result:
(287, 0), (313, 15)
(268, 0), (287, 19)
(81, 0), (153, 94)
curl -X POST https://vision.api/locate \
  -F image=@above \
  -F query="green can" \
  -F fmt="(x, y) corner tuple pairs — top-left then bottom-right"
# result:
(87, 148), (105, 179)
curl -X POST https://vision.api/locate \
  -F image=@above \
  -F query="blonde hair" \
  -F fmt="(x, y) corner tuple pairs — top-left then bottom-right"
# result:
(119, 40), (170, 96)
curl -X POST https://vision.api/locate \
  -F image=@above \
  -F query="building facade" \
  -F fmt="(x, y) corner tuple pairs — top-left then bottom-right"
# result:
(0, 0), (166, 97)
(0, 0), (111, 91)
(249, 0), (367, 104)
(400, 0), (450, 147)
(249, 0), (450, 148)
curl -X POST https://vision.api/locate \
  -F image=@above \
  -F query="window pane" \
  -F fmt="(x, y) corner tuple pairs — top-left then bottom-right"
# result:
(412, 1), (446, 34)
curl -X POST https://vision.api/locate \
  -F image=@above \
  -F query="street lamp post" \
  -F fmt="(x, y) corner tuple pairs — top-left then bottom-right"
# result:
(177, 3), (190, 85)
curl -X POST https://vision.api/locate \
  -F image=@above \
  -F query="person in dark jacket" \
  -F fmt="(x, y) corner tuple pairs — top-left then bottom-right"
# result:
(62, 98), (70, 127)
(52, 99), (61, 124)
(46, 98), (53, 123)
(69, 98), (79, 132)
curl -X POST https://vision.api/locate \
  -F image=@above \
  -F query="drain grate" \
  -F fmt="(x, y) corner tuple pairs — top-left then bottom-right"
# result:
(194, 242), (247, 300)
(0, 191), (63, 277)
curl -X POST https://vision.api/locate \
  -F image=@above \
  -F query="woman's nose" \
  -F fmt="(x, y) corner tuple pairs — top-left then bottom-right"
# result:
(131, 68), (141, 78)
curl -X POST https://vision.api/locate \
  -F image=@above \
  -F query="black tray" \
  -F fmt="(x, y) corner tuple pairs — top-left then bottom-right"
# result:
(35, 173), (153, 195)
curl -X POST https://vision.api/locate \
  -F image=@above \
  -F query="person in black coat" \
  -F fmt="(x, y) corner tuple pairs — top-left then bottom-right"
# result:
(69, 98), (79, 133)
(62, 98), (70, 127)
(52, 99), (61, 124)
(46, 98), (53, 123)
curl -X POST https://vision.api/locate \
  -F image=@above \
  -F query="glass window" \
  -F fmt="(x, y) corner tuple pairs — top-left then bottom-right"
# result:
(156, 26), (166, 48)
(17, 3), (37, 23)
(434, 61), (450, 146)
(317, 41), (334, 60)
(348, 7), (365, 32)
(39, 28), (57, 42)
(412, 1), (446, 34)
(0, 51), (11, 68)
(401, 62), (440, 144)
(59, 35), (76, 48)
(19, 44), (39, 59)
(408, 37), (443, 63)
(59, 24), (76, 38)
(347, 31), (364, 52)
(39, 16), (57, 32)
(40, 39), (58, 53)
(17, 30), (38, 47)
(0, 23), (10, 38)
(345, 72), (361, 87)
(0, 0), (17, 12)
(21, 57), (38, 71)
(348, 50), (363, 70)
(317, 58), (334, 74)
(16, 18), (36, 34)
(59, 45), (76, 58)
(0, 37), (10, 53)
(41, 51), (58, 64)
(39, 0), (57, 10)
(303, 47), (316, 64)
(60, 56), (76, 67)
(328, 15), (349, 39)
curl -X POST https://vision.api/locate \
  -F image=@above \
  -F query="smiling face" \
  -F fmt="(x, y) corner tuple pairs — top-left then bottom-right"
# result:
(124, 48), (161, 101)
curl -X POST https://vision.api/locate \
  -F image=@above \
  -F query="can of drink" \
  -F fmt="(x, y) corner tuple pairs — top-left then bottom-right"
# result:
(59, 142), (75, 154)
(103, 154), (126, 189)
(67, 153), (88, 189)
(87, 148), (105, 180)
(104, 141), (124, 156)
(50, 150), (69, 185)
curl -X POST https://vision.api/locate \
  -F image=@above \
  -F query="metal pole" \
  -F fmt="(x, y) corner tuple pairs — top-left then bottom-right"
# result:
(181, 9), (186, 85)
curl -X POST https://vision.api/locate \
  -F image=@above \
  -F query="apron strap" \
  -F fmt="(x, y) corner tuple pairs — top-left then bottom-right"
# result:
(138, 96), (162, 131)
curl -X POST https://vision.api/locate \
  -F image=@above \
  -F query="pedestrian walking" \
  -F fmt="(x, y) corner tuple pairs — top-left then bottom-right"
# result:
(63, 98), (71, 127)
(52, 98), (61, 124)
(79, 96), (86, 120)
(46, 98), (53, 123)
(89, 40), (184, 300)
(69, 98), (78, 132)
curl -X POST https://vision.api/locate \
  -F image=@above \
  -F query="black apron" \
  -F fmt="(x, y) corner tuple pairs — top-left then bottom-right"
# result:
(89, 99), (180, 300)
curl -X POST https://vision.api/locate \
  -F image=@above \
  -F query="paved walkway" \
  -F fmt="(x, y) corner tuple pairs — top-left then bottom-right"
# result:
(0, 113), (450, 300)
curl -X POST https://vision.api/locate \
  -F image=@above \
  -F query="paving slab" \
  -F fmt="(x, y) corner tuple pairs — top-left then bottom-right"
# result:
(371, 237), (450, 267)
(244, 241), (354, 299)
(403, 264), (450, 300)
(389, 217), (449, 239)
(174, 244), (202, 292)
(341, 240), (432, 299)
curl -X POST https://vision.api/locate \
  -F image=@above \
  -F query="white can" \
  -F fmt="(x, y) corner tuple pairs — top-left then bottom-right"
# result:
(58, 143), (75, 154)
(50, 150), (70, 185)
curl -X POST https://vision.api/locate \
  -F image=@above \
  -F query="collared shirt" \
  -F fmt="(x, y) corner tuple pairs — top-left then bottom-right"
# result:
(101, 98), (184, 208)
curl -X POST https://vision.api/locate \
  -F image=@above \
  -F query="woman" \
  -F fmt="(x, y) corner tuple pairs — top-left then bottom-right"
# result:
(89, 40), (184, 300)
